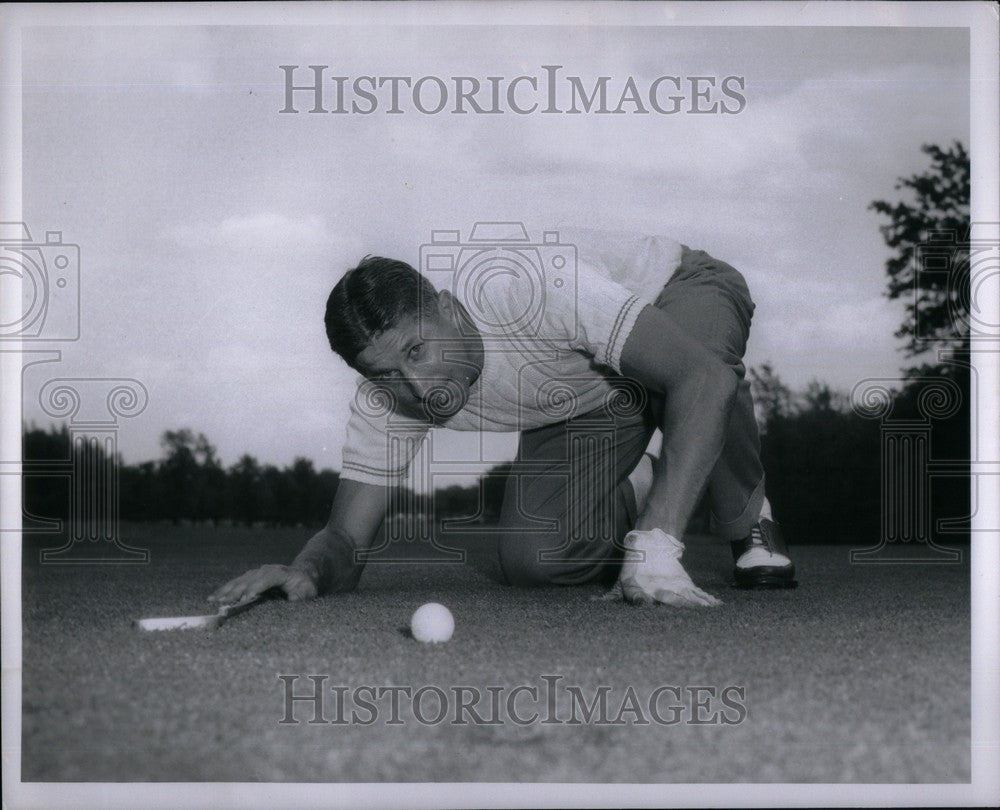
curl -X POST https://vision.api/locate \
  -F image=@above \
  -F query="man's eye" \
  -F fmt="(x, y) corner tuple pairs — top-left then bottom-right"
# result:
(408, 344), (423, 358)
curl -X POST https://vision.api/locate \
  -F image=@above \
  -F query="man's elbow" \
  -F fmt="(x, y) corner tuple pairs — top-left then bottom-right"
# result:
(700, 361), (739, 411)
(646, 356), (737, 401)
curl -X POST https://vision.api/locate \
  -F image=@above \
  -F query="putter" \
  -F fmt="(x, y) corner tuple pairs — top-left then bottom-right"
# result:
(134, 594), (265, 632)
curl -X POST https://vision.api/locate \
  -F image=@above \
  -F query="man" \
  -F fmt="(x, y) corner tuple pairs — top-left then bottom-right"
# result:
(210, 225), (795, 608)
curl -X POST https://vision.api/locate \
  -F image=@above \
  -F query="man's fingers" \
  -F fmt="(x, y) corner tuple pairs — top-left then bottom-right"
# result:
(620, 579), (656, 605)
(214, 578), (252, 604)
(593, 581), (625, 602)
(212, 565), (319, 605)
(286, 575), (317, 602)
(612, 574), (722, 608)
(209, 576), (246, 603)
(652, 586), (721, 607)
(687, 586), (721, 606)
(652, 589), (690, 607)
(209, 566), (281, 604)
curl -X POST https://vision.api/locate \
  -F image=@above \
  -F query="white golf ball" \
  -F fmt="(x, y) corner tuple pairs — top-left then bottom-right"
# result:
(410, 602), (454, 644)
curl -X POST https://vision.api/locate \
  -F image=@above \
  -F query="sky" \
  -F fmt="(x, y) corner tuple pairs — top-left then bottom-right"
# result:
(16, 22), (970, 479)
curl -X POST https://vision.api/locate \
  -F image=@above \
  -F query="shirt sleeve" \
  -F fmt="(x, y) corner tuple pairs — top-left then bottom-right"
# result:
(537, 257), (646, 375)
(554, 225), (684, 306)
(340, 379), (431, 486)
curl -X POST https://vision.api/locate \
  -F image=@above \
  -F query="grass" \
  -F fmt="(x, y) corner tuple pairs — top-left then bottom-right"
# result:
(20, 524), (970, 782)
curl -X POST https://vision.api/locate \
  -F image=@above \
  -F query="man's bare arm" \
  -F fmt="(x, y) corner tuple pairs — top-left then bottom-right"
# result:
(619, 303), (737, 538)
(290, 478), (389, 594)
(208, 478), (388, 603)
(597, 302), (735, 607)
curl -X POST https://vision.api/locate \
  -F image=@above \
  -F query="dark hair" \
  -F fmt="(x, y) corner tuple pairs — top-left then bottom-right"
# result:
(324, 256), (439, 369)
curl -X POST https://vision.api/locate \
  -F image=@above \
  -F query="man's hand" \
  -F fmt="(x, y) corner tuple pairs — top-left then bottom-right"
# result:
(600, 528), (721, 607)
(207, 480), (387, 605)
(209, 564), (318, 605)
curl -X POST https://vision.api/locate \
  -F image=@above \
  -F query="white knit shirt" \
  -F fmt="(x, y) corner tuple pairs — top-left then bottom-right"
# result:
(340, 226), (684, 486)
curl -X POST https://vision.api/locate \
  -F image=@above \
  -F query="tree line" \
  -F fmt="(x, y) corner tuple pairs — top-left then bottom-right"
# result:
(20, 359), (968, 545)
(22, 427), (341, 528)
(21, 424), (515, 530)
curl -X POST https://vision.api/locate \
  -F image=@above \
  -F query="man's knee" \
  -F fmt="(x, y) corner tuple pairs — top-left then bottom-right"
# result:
(497, 535), (558, 587)
(497, 530), (622, 587)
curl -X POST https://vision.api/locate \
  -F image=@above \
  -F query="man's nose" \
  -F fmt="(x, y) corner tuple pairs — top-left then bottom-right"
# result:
(403, 374), (433, 402)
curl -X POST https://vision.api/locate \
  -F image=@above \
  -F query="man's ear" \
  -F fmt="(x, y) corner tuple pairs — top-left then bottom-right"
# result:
(437, 289), (455, 320)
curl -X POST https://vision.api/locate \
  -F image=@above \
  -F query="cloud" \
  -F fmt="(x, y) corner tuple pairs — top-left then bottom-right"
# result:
(472, 60), (967, 196)
(24, 26), (225, 92)
(163, 212), (335, 251)
(747, 281), (907, 390)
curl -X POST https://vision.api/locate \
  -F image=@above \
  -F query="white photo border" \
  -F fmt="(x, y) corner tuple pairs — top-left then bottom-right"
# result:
(1, 2), (997, 808)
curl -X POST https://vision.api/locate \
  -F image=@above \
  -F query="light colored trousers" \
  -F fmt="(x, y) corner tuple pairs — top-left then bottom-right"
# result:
(497, 246), (766, 586)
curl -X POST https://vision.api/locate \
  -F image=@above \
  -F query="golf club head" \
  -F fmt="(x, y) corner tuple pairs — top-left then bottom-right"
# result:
(134, 594), (264, 632)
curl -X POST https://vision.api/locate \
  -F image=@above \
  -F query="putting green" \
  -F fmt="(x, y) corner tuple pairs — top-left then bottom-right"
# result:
(20, 525), (970, 782)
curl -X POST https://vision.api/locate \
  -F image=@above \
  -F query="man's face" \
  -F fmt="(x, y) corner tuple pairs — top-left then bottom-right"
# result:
(355, 300), (480, 425)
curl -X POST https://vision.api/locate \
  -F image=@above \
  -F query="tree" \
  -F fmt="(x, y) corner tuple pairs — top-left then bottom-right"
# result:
(800, 380), (848, 415)
(229, 454), (265, 526)
(870, 142), (971, 546)
(260, 465), (284, 527)
(481, 462), (513, 523)
(22, 423), (72, 523)
(869, 141), (970, 357)
(159, 429), (200, 523)
(288, 457), (317, 527)
(311, 469), (340, 526)
(748, 362), (793, 430)
(191, 433), (226, 525)
(120, 460), (163, 522)
(159, 429), (224, 524)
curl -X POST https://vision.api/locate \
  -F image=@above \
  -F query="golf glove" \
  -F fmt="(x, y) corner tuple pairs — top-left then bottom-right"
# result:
(601, 528), (721, 607)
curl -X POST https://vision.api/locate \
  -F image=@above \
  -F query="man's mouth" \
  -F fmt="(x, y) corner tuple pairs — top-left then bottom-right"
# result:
(421, 381), (466, 422)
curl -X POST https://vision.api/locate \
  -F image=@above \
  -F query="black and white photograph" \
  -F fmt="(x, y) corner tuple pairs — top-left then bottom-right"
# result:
(2, 2), (998, 808)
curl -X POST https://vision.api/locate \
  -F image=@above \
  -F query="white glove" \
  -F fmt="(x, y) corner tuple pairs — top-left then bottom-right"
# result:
(600, 528), (721, 607)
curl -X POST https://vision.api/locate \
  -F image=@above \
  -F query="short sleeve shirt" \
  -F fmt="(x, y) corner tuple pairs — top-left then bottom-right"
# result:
(340, 226), (683, 486)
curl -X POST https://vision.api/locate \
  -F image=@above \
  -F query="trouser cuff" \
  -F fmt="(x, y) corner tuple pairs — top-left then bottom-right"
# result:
(710, 477), (766, 541)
